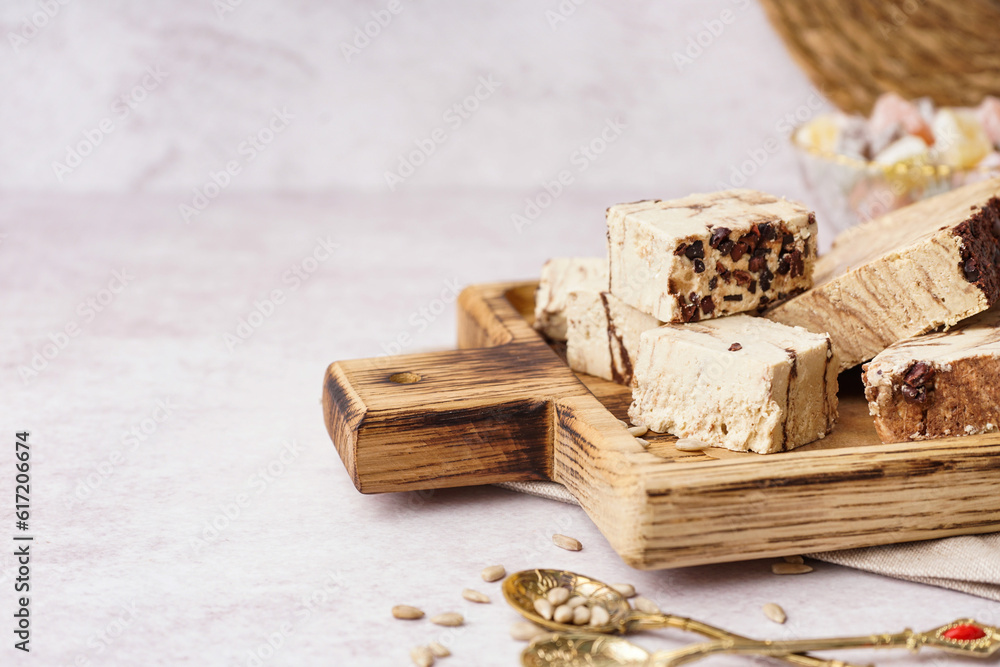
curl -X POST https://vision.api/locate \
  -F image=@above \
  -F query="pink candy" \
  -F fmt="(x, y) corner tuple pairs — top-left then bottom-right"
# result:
(870, 92), (934, 145)
(977, 96), (1000, 147)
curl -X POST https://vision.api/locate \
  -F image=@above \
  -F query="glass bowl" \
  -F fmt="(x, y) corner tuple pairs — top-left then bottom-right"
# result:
(792, 136), (1000, 237)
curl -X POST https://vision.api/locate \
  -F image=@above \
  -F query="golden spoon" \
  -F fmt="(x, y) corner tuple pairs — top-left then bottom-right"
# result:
(521, 633), (864, 667)
(524, 619), (999, 667)
(503, 569), (865, 667)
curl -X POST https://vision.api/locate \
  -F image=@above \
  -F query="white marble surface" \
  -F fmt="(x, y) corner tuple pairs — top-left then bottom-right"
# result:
(4, 2), (999, 665)
(2, 0), (823, 203)
(3, 192), (1000, 666)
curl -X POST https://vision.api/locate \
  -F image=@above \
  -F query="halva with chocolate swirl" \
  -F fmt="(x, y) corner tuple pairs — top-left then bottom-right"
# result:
(628, 316), (838, 454)
(767, 178), (1000, 371)
(533, 257), (608, 341)
(565, 290), (661, 386)
(863, 308), (1000, 443)
(607, 190), (817, 323)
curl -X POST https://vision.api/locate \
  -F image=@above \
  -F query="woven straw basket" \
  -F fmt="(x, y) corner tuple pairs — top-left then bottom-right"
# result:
(760, 0), (1000, 113)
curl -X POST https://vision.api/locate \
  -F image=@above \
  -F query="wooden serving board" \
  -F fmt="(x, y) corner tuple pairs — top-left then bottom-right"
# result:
(322, 281), (1000, 569)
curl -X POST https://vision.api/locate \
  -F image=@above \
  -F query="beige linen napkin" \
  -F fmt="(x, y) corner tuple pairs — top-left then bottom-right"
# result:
(497, 480), (1000, 602)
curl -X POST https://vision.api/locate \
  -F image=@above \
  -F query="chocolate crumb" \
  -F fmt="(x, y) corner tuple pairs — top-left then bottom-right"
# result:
(693, 258), (705, 273)
(760, 273), (771, 292)
(748, 279), (757, 294)
(738, 232), (760, 250)
(681, 302), (699, 322)
(684, 240), (705, 260)
(718, 238), (734, 255)
(901, 384), (927, 403)
(716, 261), (730, 279)
(674, 244), (688, 256)
(963, 257), (981, 282)
(748, 256), (766, 273)
(709, 227), (731, 249)
(700, 295), (715, 314)
(777, 255), (791, 275)
(728, 342), (742, 351)
(723, 294), (743, 302)
(708, 276), (718, 290)
(781, 233), (795, 248)
(903, 361), (935, 387)
(730, 242), (749, 261)
(758, 223), (775, 242)
(733, 270), (753, 286)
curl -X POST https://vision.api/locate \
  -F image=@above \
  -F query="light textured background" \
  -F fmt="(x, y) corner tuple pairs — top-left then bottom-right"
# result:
(2, 0), (823, 201)
(6, 2), (995, 666)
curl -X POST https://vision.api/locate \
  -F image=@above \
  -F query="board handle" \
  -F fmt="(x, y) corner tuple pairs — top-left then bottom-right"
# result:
(322, 342), (567, 494)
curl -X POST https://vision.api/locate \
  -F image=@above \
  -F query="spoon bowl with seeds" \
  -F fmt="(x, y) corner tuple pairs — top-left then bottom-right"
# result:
(503, 569), (866, 667)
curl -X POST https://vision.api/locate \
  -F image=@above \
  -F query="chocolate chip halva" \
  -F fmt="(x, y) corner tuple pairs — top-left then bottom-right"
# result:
(767, 178), (1000, 370)
(533, 257), (609, 341)
(565, 290), (662, 386)
(628, 316), (838, 454)
(863, 308), (1000, 443)
(607, 190), (817, 323)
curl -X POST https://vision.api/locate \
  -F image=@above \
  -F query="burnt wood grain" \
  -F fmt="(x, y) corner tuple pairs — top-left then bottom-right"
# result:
(322, 281), (1000, 569)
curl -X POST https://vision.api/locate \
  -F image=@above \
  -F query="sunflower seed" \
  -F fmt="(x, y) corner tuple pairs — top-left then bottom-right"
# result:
(533, 598), (553, 620)
(633, 596), (660, 614)
(675, 438), (710, 451)
(411, 646), (434, 667)
(481, 564), (506, 582)
(553, 604), (573, 623)
(430, 612), (464, 627)
(771, 562), (813, 575)
(628, 425), (649, 437)
(783, 555), (804, 564)
(462, 588), (490, 604)
(546, 587), (570, 605)
(611, 583), (636, 598)
(428, 642), (450, 658)
(572, 605), (591, 625)
(589, 605), (611, 627)
(636, 438), (650, 448)
(392, 605), (425, 620)
(566, 596), (587, 609)
(510, 622), (548, 641)
(552, 534), (582, 551)
(763, 603), (787, 624)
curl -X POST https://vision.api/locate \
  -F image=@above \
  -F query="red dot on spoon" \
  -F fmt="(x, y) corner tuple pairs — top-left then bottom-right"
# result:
(943, 624), (987, 641)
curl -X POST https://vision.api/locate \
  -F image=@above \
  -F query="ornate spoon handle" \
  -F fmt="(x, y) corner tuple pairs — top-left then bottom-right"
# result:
(649, 619), (999, 667)
(630, 612), (869, 667)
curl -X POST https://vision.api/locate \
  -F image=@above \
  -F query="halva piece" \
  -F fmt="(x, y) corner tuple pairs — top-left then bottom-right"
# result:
(607, 190), (817, 323)
(628, 316), (838, 454)
(767, 178), (1000, 370)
